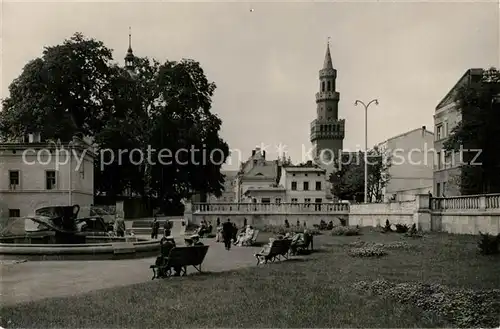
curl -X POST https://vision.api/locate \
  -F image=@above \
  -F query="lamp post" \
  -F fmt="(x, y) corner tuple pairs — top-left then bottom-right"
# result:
(354, 99), (379, 203)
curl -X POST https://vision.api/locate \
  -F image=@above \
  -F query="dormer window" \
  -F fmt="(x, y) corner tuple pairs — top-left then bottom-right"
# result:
(253, 160), (257, 165)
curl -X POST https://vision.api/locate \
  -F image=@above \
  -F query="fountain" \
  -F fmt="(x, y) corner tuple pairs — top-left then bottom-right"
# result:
(0, 205), (160, 260)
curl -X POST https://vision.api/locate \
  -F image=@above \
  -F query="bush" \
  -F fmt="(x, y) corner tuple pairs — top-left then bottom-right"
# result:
(348, 246), (387, 257)
(348, 240), (366, 248)
(395, 224), (409, 233)
(478, 232), (500, 255)
(331, 226), (361, 236)
(372, 241), (414, 250)
(259, 225), (321, 236)
(353, 280), (500, 328)
(404, 223), (423, 238)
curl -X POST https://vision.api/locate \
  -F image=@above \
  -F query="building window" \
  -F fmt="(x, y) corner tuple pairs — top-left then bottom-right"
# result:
(442, 182), (447, 197)
(9, 209), (20, 218)
(303, 182), (309, 191)
(436, 183), (441, 197)
(304, 198), (311, 207)
(315, 198), (322, 210)
(327, 81), (331, 91)
(291, 198), (298, 203)
(436, 124), (443, 140)
(46, 171), (56, 190)
(275, 198), (281, 204)
(316, 181), (322, 190)
(291, 181), (297, 190)
(292, 173), (296, 176)
(444, 120), (449, 137)
(261, 198), (271, 204)
(317, 173), (321, 176)
(304, 173), (308, 177)
(253, 160), (257, 165)
(9, 170), (20, 190)
(321, 81), (325, 92)
(328, 107), (332, 112)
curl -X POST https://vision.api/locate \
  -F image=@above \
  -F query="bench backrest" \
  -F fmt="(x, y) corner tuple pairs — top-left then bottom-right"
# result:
(166, 245), (209, 267)
(269, 239), (291, 256)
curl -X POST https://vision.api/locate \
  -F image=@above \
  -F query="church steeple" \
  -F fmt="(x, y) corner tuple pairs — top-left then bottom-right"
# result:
(124, 27), (135, 71)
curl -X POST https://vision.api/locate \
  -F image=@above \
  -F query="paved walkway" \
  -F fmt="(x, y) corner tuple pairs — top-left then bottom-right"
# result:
(0, 239), (261, 306)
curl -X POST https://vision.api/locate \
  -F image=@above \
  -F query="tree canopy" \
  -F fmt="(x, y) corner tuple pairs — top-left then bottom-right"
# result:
(444, 67), (500, 195)
(329, 147), (391, 202)
(0, 33), (229, 211)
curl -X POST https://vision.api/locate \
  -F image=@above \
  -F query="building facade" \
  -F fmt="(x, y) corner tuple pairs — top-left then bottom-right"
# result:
(433, 68), (483, 197)
(377, 126), (434, 201)
(0, 135), (95, 218)
(234, 147), (279, 202)
(310, 42), (345, 169)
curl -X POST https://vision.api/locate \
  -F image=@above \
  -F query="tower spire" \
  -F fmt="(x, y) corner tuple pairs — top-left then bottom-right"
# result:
(323, 37), (333, 69)
(125, 26), (135, 71)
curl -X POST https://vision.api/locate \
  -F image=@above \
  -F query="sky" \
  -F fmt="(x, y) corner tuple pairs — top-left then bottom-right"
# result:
(1, 0), (499, 170)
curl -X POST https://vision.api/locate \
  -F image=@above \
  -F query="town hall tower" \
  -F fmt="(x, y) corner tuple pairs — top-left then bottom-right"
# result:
(310, 41), (345, 167)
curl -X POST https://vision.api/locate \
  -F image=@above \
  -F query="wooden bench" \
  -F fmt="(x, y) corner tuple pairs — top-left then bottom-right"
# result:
(255, 239), (292, 265)
(241, 230), (259, 246)
(150, 245), (209, 279)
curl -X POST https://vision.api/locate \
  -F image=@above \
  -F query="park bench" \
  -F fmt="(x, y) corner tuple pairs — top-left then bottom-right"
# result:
(255, 239), (292, 265)
(150, 245), (209, 279)
(241, 230), (260, 246)
(290, 233), (314, 255)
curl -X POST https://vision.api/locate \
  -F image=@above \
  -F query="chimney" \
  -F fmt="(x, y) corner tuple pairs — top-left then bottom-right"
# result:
(422, 125), (426, 137)
(252, 149), (256, 156)
(262, 150), (266, 159)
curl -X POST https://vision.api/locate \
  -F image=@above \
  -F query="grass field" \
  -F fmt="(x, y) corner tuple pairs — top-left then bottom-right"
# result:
(2, 228), (499, 328)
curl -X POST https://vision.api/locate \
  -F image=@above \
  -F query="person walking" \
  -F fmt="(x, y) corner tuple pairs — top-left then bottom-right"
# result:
(222, 218), (233, 250)
(151, 217), (160, 239)
(163, 219), (172, 237)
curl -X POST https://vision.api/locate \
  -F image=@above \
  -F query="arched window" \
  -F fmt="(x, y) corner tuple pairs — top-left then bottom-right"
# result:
(321, 81), (325, 92)
(327, 81), (331, 91)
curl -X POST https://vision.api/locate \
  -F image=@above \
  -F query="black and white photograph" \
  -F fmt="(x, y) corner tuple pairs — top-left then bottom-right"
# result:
(0, 0), (499, 327)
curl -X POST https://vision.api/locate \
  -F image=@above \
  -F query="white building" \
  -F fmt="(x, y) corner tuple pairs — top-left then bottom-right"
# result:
(0, 135), (95, 218)
(377, 126), (434, 201)
(244, 162), (329, 205)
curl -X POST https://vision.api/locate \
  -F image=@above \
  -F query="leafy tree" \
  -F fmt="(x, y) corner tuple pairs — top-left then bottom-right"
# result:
(1, 33), (229, 211)
(444, 67), (500, 195)
(330, 147), (391, 202)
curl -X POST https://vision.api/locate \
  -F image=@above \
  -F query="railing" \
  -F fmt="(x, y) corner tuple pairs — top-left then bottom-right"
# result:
(192, 202), (349, 213)
(431, 193), (500, 210)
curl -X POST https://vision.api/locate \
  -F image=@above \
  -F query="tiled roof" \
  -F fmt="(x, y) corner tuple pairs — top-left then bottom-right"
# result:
(242, 161), (277, 180)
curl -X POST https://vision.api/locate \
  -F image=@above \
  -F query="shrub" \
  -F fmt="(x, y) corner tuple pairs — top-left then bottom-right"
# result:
(404, 223), (423, 238)
(382, 219), (392, 233)
(478, 232), (500, 255)
(395, 224), (409, 233)
(331, 225), (360, 236)
(348, 246), (387, 257)
(259, 225), (321, 236)
(353, 280), (500, 328)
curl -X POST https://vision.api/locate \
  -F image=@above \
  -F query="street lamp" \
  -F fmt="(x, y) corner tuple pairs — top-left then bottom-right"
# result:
(354, 99), (379, 203)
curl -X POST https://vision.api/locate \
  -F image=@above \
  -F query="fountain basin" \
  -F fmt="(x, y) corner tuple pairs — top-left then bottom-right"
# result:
(0, 236), (160, 261)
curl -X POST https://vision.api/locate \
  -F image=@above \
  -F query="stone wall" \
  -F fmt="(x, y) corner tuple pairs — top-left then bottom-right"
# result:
(349, 201), (416, 227)
(188, 193), (500, 235)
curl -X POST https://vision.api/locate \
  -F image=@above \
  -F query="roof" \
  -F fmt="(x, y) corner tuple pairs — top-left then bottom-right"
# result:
(241, 161), (277, 180)
(244, 186), (286, 195)
(377, 126), (434, 146)
(436, 68), (484, 110)
(283, 166), (325, 173)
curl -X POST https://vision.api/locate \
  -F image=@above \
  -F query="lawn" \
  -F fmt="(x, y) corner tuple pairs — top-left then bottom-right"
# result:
(2, 228), (499, 328)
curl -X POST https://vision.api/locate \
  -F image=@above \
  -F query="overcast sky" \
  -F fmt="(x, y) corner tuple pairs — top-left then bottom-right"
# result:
(2, 1), (499, 169)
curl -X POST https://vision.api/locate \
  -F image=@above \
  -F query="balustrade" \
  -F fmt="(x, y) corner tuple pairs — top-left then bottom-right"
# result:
(192, 202), (349, 214)
(431, 194), (500, 210)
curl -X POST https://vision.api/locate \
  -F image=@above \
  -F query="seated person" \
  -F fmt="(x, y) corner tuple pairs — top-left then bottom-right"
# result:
(256, 237), (276, 261)
(235, 225), (255, 246)
(207, 224), (213, 234)
(191, 234), (204, 246)
(290, 229), (310, 255)
(156, 236), (176, 277)
(284, 232), (292, 239)
(196, 222), (207, 236)
(184, 237), (194, 247)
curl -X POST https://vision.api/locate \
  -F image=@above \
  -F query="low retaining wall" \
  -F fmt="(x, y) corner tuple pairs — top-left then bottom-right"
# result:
(187, 193), (500, 235)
